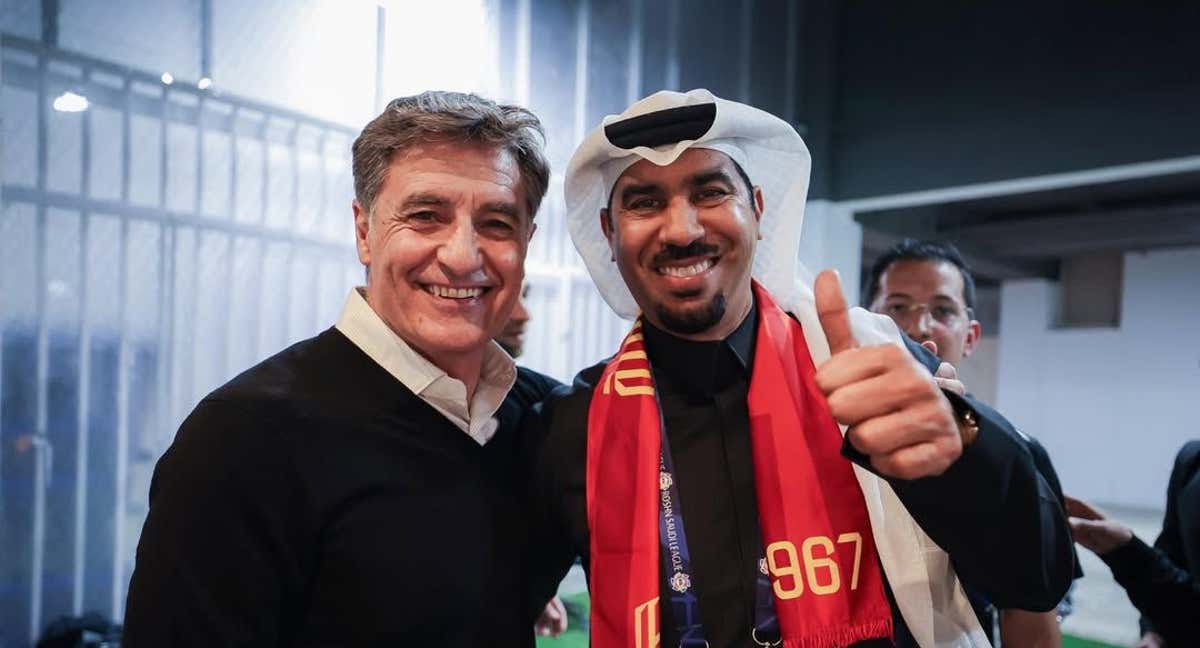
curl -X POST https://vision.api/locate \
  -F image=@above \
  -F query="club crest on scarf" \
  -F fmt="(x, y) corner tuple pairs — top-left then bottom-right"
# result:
(601, 323), (655, 398)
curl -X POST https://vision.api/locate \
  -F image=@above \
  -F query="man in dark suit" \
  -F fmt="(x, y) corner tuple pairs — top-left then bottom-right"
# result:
(864, 239), (1084, 647)
(1067, 440), (1200, 647)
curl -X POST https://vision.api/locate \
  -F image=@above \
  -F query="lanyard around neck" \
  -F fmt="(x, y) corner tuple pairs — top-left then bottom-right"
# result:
(655, 398), (781, 647)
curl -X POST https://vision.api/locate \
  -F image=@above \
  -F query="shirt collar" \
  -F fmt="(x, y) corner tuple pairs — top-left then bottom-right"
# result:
(642, 299), (758, 395)
(334, 287), (517, 444)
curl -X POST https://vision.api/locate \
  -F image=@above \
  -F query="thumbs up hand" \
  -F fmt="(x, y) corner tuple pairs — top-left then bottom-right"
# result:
(813, 270), (963, 480)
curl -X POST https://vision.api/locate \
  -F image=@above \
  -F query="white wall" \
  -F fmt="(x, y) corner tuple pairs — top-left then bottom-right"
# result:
(995, 246), (1200, 510)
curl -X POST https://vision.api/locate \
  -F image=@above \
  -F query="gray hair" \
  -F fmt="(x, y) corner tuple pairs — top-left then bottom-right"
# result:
(352, 91), (551, 219)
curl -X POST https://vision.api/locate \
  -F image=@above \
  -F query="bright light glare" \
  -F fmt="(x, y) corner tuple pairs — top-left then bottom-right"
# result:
(52, 91), (89, 113)
(383, 0), (497, 99)
(161, 72), (174, 85)
(197, 77), (212, 90)
(224, 1), (378, 127)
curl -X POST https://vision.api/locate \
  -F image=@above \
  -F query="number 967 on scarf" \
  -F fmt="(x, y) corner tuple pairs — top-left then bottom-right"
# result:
(765, 532), (863, 599)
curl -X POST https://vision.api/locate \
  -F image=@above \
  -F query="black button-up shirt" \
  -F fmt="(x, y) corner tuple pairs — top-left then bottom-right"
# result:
(641, 307), (773, 647)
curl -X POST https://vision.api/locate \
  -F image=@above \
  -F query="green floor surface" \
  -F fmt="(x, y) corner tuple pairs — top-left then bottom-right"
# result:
(1063, 635), (1123, 648)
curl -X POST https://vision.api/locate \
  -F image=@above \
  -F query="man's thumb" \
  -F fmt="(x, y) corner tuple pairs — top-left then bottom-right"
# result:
(815, 270), (858, 354)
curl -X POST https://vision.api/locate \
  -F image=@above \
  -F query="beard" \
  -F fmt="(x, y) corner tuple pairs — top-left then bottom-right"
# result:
(654, 291), (727, 335)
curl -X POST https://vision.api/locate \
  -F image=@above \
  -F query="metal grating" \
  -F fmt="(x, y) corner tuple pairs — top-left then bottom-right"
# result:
(0, 32), (361, 643)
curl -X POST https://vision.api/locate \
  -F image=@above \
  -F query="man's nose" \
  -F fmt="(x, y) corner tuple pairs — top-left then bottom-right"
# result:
(659, 198), (705, 247)
(510, 299), (529, 324)
(438, 217), (484, 276)
(906, 309), (935, 338)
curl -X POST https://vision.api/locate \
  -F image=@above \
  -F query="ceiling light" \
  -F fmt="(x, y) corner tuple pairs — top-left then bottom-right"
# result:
(52, 91), (89, 113)
(197, 77), (212, 90)
(161, 72), (174, 85)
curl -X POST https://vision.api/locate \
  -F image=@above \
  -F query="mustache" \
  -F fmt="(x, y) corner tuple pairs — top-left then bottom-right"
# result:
(652, 241), (719, 265)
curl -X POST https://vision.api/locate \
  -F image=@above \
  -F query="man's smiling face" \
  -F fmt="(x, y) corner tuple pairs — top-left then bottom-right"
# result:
(601, 148), (762, 340)
(354, 140), (533, 365)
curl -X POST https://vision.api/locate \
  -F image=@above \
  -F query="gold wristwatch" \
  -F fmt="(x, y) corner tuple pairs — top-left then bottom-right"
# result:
(956, 406), (980, 448)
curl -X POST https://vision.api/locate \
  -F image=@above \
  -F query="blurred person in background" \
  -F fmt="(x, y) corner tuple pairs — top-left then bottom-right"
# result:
(495, 279), (564, 432)
(865, 239), (1083, 647)
(123, 91), (561, 647)
(1066, 440), (1200, 648)
(496, 282), (532, 358)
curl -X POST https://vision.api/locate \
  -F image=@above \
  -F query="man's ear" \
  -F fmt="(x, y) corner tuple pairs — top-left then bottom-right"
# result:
(352, 199), (371, 266)
(599, 208), (616, 260)
(962, 319), (983, 358)
(752, 186), (765, 239)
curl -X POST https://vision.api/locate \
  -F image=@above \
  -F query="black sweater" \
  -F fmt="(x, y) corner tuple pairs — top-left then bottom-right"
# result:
(124, 328), (559, 647)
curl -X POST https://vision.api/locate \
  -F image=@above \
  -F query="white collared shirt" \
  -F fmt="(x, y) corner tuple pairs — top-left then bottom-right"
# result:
(335, 287), (517, 445)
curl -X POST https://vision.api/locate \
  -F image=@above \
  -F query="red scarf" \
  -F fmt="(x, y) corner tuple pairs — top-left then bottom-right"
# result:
(587, 282), (893, 648)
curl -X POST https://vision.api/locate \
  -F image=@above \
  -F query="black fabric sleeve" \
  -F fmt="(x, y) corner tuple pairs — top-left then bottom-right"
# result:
(884, 396), (1074, 611)
(123, 399), (308, 648)
(1106, 535), (1200, 644)
(1024, 436), (1085, 581)
(1137, 440), (1200, 638)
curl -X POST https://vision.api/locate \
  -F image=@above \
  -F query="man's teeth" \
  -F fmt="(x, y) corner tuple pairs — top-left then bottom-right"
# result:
(427, 285), (484, 299)
(659, 259), (715, 278)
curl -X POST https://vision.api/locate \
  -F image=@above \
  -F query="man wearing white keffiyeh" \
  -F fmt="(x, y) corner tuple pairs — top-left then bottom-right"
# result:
(526, 89), (1074, 648)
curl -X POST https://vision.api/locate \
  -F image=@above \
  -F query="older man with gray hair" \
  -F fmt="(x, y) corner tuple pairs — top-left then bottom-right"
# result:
(124, 92), (559, 647)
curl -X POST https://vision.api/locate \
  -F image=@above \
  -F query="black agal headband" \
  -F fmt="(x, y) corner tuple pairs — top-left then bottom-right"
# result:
(604, 103), (717, 150)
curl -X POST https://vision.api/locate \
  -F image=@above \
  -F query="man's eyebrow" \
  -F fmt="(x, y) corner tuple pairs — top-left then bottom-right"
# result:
(617, 182), (662, 201)
(479, 201), (521, 218)
(885, 291), (914, 300)
(398, 193), (449, 210)
(688, 169), (738, 188)
(932, 293), (965, 305)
